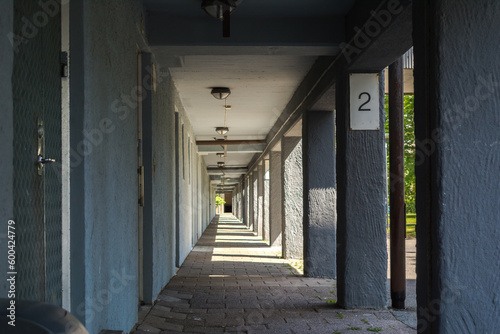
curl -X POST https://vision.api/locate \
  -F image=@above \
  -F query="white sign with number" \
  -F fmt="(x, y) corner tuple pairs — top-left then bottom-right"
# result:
(349, 73), (380, 130)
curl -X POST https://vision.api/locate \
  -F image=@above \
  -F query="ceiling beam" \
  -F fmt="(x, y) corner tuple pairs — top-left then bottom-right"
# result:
(196, 140), (266, 146)
(197, 144), (265, 154)
(147, 15), (345, 49)
(207, 167), (248, 172)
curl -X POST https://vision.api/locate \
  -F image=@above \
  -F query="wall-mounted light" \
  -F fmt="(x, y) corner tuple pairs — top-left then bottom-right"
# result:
(215, 127), (229, 135)
(211, 87), (231, 100)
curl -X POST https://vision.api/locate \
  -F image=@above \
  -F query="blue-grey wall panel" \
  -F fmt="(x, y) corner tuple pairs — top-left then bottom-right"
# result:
(414, 1), (500, 332)
(79, 1), (144, 332)
(0, 0), (14, 298)
(12, 0), (62, 305)
(151, 65), (177, 300)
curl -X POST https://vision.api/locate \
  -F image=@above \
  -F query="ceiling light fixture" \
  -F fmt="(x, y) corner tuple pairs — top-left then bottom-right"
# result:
(217, 153), (225, 158)
(211, 87), (231, 100)
(215, 127), (229, 135)
(201, 0), (242, 37)
(215, 97), (231, 135)
(217, 162), (225, 168)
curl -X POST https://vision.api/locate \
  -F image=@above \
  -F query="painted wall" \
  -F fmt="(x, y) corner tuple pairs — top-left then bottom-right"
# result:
(69, 3), (214, 331)
(281, 137), (303, 259)
(269, 151), (283, 246)
(414, 1), (500, 332)
(0, 0), (13, 298)
(176, 106), (211, 266)
(149, 64), (177, 301)
(72, 1), (144, 332)
(335, 71), (388, 308)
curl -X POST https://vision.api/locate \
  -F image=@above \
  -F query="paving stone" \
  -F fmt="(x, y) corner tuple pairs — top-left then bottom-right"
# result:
(136, 323), (161, 333)
(132, 215), (416, 334)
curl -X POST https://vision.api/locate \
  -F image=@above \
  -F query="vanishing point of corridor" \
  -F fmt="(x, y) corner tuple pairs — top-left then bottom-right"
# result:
(132, 215), (415, 334)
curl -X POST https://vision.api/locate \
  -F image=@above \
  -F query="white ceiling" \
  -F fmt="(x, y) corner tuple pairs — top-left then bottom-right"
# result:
(144, 0), (357, 190)
(169, 55), (316, 169)
(170, 55), (316, 140)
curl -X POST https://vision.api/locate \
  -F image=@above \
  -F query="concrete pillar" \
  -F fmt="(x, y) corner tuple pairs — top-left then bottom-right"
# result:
(263, 159), (270, 243)
(336, 71), (387, 308)
(237, 184), (242, 220)
(247, 175), (253, 229)
(239, 179), (247, 223)
(281, 137), (303, 259)
(257, 163), (264, 237)
(269, 150), (282, 246)
(252, 170), (259, 233)
(302, 110), (336, 278)
(414, 2), (500, 332)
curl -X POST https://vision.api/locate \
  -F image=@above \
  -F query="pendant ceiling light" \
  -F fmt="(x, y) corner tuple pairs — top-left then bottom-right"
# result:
(201, 0), (242, 37)
(201, 0), (240, 19)
(215, 127), (229, 135)
(211, 87), (231, 100)
(215, 96), (231, 135)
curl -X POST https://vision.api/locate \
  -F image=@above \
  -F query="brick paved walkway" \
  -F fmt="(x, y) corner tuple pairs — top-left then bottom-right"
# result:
(132, 215), (416, 333)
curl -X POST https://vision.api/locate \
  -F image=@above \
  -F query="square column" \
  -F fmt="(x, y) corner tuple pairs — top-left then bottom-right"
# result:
(252, 170), (259, 232)
(238, 184), (243, 221)
(281, 137), (303, 259)
(263, 159), (270, 243)
(302, 110), (336, 278)
(269, 150), (282, 246)
(414, 2), (500, 332)
(248, 173), (254, 230)
(243, 177), (249, 225)
(257, 163), (264, 237)
(336, 71), (387, 308)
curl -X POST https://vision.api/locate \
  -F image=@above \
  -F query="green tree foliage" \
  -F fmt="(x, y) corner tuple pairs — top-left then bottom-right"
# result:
(215, 194), (226, 206)
(385, 95), (416, 213)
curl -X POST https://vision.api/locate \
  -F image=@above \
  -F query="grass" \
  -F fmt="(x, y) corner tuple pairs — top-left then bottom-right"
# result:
(367, 327), (383, 332)
(386, 213), (417, 239)
(347, 327), (362, 330)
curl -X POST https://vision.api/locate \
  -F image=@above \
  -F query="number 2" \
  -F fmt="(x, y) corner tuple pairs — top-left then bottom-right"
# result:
(358, 92), (371, 111)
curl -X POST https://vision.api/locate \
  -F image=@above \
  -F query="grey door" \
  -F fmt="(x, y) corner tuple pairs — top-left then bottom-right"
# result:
(12, 1), (62, 305)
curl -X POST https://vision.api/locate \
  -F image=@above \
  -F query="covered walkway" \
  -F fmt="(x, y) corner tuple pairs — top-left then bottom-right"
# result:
(132, 215), (415, 333)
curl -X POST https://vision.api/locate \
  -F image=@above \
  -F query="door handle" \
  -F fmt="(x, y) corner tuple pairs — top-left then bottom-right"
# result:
(37, 155), (56, 169)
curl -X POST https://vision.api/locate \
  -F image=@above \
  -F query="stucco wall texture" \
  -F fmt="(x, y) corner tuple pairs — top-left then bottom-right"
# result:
(336, 71), (387, 309)
(176, 104), (210, 267)
(414, 1), (500, 332)
(281, 137), (303, 259)
(82, 1), (144, 332)
(0, 0), (13, 298)
(269, 151), (282, 246)
(74, 2), (211, 331)
(303, 110), (336, 278)
(150, 67), (177, 301)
